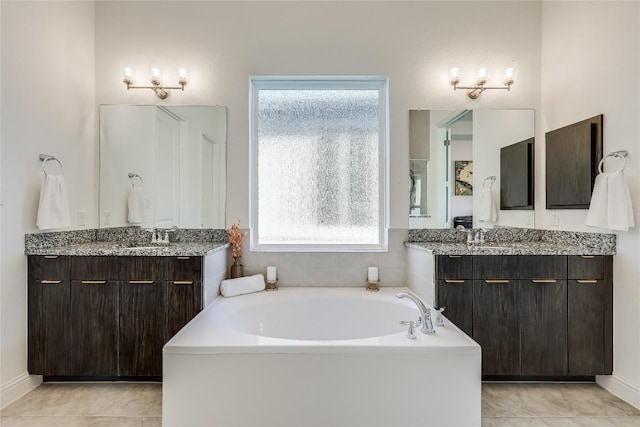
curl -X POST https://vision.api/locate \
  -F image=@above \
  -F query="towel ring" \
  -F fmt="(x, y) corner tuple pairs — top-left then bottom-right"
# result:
(39, 154), (63, 176)
(483, 176), (496, 189)
(598, 150), (628, 174)
(128, 173), (144, 187)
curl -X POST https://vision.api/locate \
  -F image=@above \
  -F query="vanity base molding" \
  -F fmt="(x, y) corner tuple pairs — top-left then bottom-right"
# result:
(483, 375), (595, 382)
(43, 376), (162, 382)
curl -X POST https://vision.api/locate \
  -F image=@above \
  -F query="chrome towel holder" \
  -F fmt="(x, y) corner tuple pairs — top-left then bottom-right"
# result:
(483, 175), (496, 188)
(599, 150), (629, 173)
(39, 154), (63, 175)
(128, 173), (144, 187)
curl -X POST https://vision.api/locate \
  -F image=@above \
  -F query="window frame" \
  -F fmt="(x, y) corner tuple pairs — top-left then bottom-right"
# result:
(249, 76), (389, 252)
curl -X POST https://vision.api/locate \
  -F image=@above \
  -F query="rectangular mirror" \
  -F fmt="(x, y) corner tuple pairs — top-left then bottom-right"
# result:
(408, 109), (535, 229)
(99, 105), (227, 229)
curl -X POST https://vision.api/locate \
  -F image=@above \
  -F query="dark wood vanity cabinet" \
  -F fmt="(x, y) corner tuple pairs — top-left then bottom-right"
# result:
(28, 255), (205, 379)
(434, 254), (612, 378)
(27, 256), (71, 376)
(70, 257), (120, 376)
(434, 256), (473, 336)
(567, 255), (612, 376)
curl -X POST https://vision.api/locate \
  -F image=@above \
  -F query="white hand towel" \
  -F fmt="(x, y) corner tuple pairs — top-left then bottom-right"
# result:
(607, 170), (634, 231)
(478, 188), (497, 222)
(586, 173), (609, 229)
(128, 186), (145, 223)
(36, 174), (70, 230)
(220, 274), (266, 297)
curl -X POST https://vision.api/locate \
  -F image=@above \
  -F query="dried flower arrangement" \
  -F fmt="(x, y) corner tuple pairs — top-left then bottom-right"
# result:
(227, 220), (247, 259)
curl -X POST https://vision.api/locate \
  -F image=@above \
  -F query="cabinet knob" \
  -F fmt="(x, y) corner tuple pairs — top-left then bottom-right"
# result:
(173, 281), (194, 285)
(43, 255), (59, 259)
(577, 279), (598, 284)
(485, 279), (509, 284)
(444, 279), (465, 283)
(531, 279), (557, 283)
(129, 280), (155, 284)
(81, 280), (107, 285)
(41, 280), (62, 284)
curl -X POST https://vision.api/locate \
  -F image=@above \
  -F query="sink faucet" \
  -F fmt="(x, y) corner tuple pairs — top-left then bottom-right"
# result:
(396, 292), (435, 335)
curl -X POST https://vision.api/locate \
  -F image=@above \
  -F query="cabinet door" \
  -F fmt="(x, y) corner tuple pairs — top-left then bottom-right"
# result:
(28, 255), (71, 376)
(28, 279), (71, 375)
(520, 279), (567, 376)
(568, 280), (604, 375)
(70, 280), (118, 376)
(167, 281), (202, 340)
(436, 279), (472, 336)
(473, 279), (519, 375)
(119, 280), (165, 377)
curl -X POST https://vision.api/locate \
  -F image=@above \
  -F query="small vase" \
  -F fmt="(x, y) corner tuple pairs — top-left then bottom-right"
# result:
(230, 257), (244, 279)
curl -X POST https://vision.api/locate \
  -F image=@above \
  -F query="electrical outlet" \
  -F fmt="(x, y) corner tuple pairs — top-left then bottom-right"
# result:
(77, 210), (86, 226)
(104, 211), (111, 225)
(550, 212), (560, 226)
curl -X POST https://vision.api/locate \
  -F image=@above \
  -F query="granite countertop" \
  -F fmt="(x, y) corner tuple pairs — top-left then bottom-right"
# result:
(405, 241), (614, 256)
(25, 241), (229, 257)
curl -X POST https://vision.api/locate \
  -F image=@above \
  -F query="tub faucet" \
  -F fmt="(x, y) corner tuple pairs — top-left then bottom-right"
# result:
(396, 292), (435, 335)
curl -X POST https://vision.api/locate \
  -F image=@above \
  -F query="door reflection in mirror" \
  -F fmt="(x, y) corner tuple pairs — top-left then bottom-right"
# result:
(99, 105), (227, 229)
(408, 109), (534, 230)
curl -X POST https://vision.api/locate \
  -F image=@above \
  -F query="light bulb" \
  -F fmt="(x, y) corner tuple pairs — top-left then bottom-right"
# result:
(150, 67), (161, 85)
(504, 67), (516, 86)
(450, 67), (460, 85)
(177, 68), (189, 86)
(123, 67), (134, 85)
(476, 67), (488, 85)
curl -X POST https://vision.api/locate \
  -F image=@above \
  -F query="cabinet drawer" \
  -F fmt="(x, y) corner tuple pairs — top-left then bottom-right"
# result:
(29, 256), (70, 280)
(123, 257), (167, 280)
(168, 256), (202, 281)
(474, 255), (567, 279)
(71, 256), (124, 280)
(568, 256), (603, 280)
(436, 255), (473, 279)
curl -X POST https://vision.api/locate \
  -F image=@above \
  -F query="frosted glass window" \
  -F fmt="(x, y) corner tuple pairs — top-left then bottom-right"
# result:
(251, 78), (388, 251)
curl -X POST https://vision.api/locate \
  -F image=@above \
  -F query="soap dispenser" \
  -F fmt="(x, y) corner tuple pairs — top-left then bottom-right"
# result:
(163, 230), (169, 243)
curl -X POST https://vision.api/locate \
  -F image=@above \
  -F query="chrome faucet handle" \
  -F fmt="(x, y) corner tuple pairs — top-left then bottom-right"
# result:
(400, 321), (417, 340)
(423, 309), (436, 335)
(435, 307), (445, 327)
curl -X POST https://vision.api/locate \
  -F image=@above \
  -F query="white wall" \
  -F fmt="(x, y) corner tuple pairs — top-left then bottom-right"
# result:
(0, 1), (96, 406)
(94, 0), (542, 227)
(94, 0), (541, 286)
(541, 1), (640, 408)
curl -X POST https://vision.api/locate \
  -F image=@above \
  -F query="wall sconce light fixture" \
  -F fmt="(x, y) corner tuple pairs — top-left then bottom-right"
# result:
(122, 67), (188, 99)
(450, 66), (515, 99)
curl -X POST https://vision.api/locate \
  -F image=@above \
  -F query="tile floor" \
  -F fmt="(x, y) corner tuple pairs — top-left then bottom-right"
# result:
(1, 382), (638, 426)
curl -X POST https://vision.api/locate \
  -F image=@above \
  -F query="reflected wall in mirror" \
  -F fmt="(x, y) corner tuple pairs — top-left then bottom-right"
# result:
(99, 105), (227, 229)
(408, 109), (535, 229)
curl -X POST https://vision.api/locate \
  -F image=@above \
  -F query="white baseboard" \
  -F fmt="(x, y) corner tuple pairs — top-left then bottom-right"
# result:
(0, 372), (41, 410)
(597, 373), (640, 410)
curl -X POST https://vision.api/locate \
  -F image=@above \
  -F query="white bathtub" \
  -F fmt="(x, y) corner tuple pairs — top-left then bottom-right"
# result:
(163, 287), (481, 427)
